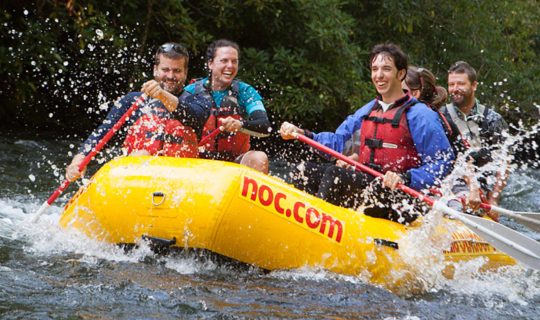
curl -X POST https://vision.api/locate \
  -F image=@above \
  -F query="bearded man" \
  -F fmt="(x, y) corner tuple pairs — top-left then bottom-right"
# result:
(441, 61), (509, 219)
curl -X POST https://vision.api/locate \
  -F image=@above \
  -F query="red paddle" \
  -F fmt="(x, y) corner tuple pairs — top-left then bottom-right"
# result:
(295, 133), (540, 269)
(31, 94), (147, 222)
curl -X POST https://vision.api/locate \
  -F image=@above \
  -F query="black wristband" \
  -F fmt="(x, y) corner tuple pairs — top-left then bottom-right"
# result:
(400, 171), (411, 186)
(303, 129), (315, 138)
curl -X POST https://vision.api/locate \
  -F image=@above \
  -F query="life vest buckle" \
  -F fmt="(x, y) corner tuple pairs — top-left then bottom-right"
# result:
(365, 138), (383, 149)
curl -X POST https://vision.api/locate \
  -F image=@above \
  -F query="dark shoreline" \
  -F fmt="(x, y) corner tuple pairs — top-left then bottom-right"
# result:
(2, 125), (539, 168)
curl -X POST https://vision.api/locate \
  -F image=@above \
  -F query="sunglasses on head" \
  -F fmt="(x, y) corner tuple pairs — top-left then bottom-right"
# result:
(158, 43), (186, 54)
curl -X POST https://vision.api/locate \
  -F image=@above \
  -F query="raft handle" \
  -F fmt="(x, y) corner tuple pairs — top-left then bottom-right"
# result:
(374, 238), (399, 250)
(142, 235), (177, 253)
(152, 192), (166, 206)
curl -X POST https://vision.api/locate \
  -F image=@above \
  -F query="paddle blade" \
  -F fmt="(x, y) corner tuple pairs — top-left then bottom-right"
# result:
(31, 202), (51, 223)
(510, 213), (540, 233)
(491, 207), (540, 233)
(434, 202), (540, 270)
(516, 212), (540, 221)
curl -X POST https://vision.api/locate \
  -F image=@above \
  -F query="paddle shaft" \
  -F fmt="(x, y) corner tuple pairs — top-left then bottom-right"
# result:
(295, 134), (435, 206)
(296, 134), (535, 221)
(480, 202), (540, 219)
(295, 133), (540, 269)
(430, 187), (540, 230)
(32, 94), (146, 222)
(198, 125), (270, 149)
(198, 127), (223, 147)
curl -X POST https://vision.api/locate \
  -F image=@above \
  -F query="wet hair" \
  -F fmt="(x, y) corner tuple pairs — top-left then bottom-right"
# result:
(448, 60), (477, 83)
(206, 39), (240, 62)
(154, 42), (189, 68)
(405, 66), (448, 108)
(204, 39), (241, 89)
(369, 42), (408, 80)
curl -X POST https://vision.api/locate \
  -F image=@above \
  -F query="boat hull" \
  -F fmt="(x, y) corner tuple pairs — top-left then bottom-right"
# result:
(60, 156), (515, 288)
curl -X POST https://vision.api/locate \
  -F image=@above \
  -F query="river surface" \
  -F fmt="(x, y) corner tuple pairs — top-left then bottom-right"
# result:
(1, 134), (539, 319)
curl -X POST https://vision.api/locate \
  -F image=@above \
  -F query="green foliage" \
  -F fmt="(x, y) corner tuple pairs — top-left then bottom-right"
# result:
(0, 0), (539, 133)
(347, 0), (540, 124)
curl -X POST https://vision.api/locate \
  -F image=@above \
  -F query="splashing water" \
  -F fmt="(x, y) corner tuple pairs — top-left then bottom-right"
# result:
(1, 7), (539, 318)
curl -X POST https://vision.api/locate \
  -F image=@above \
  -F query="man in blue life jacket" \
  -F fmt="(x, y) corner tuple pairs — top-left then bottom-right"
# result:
(280, 43), (454, 224)
(441, 61), (509, 220)
(65, 42), (208, 181)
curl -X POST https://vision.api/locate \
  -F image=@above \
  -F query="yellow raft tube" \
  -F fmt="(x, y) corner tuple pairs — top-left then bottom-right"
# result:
(60, 156), (515, 289)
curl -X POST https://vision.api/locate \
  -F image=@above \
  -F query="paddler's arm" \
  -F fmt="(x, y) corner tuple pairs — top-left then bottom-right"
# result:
(382, 171), (405, 190)
(279, 122), (308, 140)
(488, 166), (509, 206)
(406, 105), (455, 190)
(241, 110), (271, 134)
(142, 80), (178, 112)
(336, 153), (359, 169)
(462, 173), (482, 211)
(76, 92), (141, 155)
(483, 111), (510, 206)
(66, 153), (86, 181)
(481, 168), (508, 222)
(280, 101), (374, 154)
(235, 84), (272, 136)
(279, 107), (370, 164)
(67, 92), (141, 181)
(220, 110), (271, 135)
(479, 112), (509, 218)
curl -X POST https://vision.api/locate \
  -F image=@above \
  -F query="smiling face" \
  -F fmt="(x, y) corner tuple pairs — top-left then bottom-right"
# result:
(448, 72), (477, 113)
(401, 80), (421, 99)
(371, 54), (406, 102)
(208, 46), (239, 91)
(153, 55), (188, 95)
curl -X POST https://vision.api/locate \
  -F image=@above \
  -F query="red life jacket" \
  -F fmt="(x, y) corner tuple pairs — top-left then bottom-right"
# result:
(358, 97), (420, 173)
(194, 80), (250, 159)
(123, 114), (198, 158)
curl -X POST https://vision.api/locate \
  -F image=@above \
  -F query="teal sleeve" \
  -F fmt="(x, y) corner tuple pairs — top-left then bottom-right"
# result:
(238, 82), (265, 115)
(183, 82), (196, 94)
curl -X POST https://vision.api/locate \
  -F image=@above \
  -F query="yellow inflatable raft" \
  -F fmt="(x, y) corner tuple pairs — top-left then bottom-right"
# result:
(60, 156), (515, 289)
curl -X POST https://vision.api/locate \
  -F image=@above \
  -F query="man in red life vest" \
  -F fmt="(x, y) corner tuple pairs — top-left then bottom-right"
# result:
(66, 43), (208, 181)
(280, 43), (454, 223)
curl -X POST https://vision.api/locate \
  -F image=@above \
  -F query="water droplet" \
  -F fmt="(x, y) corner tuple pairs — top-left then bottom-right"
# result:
(63, 61), (68, 66)
(49, 113), (53, 118)
(23, 10), (29, 16)
(95, 29), (104, 40)
(28, 174), (35, 182)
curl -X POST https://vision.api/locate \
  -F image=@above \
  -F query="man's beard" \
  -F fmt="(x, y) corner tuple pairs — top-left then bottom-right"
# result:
(451, 90), (472, 109)
(161, 79), (182, 95)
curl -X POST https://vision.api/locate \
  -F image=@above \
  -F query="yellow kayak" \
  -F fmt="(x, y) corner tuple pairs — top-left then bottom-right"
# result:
(59, 156), (515, 290)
